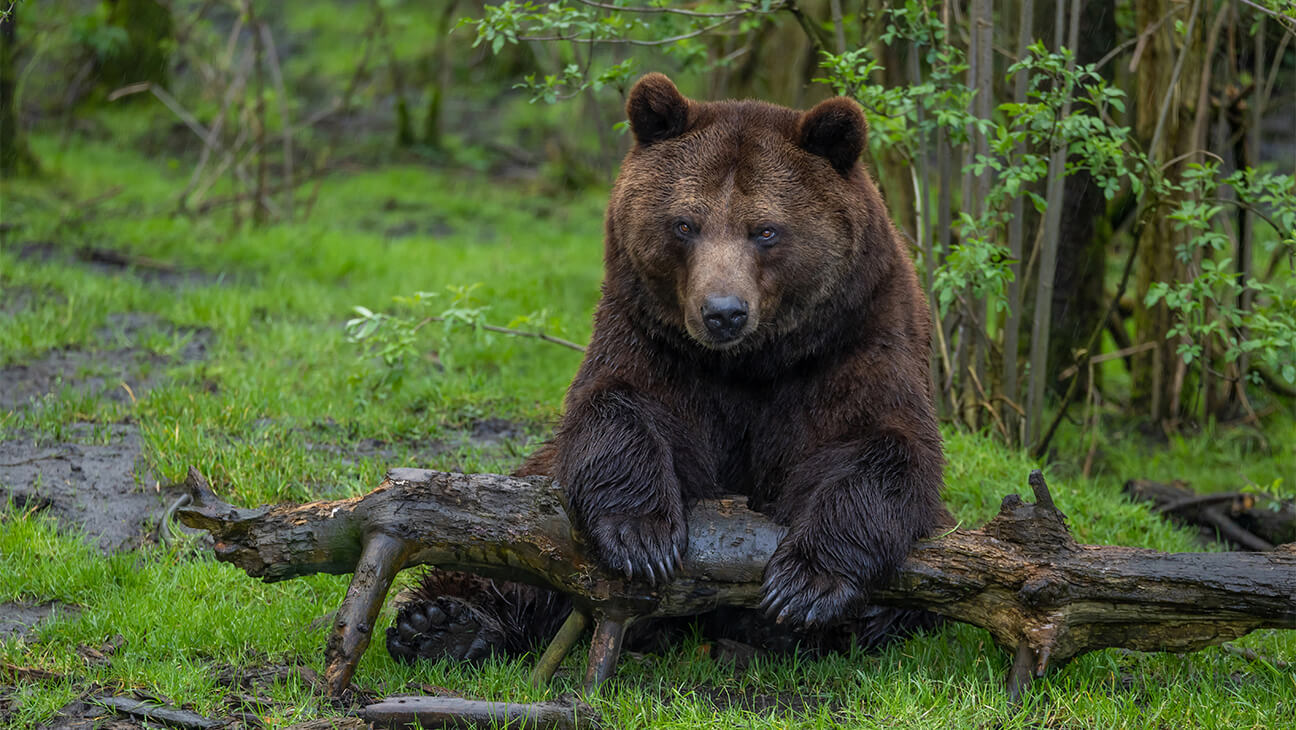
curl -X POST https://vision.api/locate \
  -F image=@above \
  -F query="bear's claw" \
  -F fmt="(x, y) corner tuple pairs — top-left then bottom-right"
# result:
(589, 510), (687, 588)
(760, 548), (864, 627)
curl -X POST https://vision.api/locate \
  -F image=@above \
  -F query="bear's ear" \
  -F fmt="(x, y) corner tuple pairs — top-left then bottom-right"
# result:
(626, 73), (691, 146)
(797, 97), (867, 174)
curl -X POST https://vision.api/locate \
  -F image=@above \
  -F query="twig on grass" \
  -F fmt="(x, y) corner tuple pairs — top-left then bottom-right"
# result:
(413, 315), (587, 353)
(92, 696), (220, 730)
(1222, 642), (1292, 670)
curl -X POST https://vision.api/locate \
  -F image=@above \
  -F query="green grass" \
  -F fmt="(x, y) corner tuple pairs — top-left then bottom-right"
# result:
(2, 129), (1295, 729)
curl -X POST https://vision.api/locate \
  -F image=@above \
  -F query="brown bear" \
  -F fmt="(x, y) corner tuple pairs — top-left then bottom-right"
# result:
(388, 73), (949, 662)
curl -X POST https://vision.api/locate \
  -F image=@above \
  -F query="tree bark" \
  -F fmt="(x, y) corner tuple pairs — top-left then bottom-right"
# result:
(1133, 0), (1204, 424)
(1027, 0), (1080, 446)
(871, 39), (917, 240)
(1047, 0), (1117, 394)
(1002, 0), (1034, 444)
(177, 468), (1296, 700)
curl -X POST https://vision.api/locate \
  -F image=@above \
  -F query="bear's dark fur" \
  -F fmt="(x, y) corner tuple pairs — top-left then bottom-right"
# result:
(388, 74), (950, 664)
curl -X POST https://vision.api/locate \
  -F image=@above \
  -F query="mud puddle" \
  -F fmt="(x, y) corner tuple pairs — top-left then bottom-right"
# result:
(1, 307), (213, 550)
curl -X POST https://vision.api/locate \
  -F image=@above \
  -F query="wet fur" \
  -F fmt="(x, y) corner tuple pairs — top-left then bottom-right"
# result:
(520, 74), (949, 625)
(392, 75), (949, 664)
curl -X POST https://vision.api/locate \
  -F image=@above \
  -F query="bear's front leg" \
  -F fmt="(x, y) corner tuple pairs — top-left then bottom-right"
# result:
(759, 437), (946, 626)
(553, 389), (689, 586)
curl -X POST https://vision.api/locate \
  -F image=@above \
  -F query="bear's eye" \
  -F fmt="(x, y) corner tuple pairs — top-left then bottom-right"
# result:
(674, 220), (696, 238)
(754, 226), (779, 246)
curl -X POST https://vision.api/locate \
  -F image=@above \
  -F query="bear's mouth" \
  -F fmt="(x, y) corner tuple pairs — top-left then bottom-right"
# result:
(695, 331), (747, 350)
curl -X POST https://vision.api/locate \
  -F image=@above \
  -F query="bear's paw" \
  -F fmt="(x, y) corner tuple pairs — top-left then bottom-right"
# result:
(759, 545), (866, 627)
(385, 595), (506, 664)
(587, 508), (687, 587)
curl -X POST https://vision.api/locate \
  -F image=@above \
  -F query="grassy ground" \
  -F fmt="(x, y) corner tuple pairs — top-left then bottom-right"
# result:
(2, 125), (1295, 729)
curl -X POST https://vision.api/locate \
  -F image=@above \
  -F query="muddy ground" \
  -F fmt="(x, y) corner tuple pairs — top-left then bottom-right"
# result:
(0, 310), (211, 414)
(1, 299), (212, 554)
(0, 602), (79, 643)
(0, 246), (549, 728)
(0, 424), (164, 553)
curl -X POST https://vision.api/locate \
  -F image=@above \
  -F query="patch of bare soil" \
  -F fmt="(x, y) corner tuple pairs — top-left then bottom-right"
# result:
(1, 312), (211, 552)
(371, 198), (456, 241)
(466, 417), (528, 445)
(0, 284), (57, 317)
(0, 424), (164, 553)
(200, 660), (330, 726)
(0, 602), (79, 642)
(1, 284), (215, 560)
(1, 312), (211, 411)
(300, 417), (536, 471)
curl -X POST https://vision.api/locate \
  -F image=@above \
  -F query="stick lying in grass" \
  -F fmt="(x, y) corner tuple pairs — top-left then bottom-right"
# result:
(176, 468), (1296, 702)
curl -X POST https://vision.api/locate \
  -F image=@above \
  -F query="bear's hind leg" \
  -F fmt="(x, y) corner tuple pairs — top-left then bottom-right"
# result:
(386, 569), (572, 664)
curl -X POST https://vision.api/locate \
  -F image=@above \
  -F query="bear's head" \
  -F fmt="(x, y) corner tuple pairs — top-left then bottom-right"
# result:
(605, 73), (895, 358)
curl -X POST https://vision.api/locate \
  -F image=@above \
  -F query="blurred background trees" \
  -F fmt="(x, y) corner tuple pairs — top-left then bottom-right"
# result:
(6, 0), (1294, 458)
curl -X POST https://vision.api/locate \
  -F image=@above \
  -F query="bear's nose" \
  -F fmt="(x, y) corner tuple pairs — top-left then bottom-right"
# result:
(701, 296), (748, 341)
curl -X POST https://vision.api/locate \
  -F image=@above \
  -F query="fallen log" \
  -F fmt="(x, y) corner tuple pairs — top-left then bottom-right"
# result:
(176, 468), (1296, 702)
(1124, 478), (1296, 550)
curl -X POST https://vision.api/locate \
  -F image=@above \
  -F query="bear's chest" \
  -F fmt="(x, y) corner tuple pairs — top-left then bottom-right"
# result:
(685, 378), (817, 494)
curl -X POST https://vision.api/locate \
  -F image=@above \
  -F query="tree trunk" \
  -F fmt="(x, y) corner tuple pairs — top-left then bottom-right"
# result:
(872, 40), (917, 239)
(177, 468), (1296, 700)
(1002, 0), (1034, 444)
(1027, 0), (1080, 446)
(1047, 0), (1118, 393)
(248, 1), (270, 226)
(969, 0), (994, 431)
(1133, 0), (1204, 425)
(422, 1), (459, 149)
